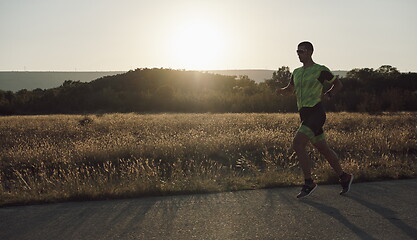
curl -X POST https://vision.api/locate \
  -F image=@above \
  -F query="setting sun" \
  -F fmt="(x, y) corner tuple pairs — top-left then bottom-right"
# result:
(169, 19), (227, 70)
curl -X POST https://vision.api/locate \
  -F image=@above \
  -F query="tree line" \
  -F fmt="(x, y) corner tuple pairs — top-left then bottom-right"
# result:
(0, 65), (416, 115)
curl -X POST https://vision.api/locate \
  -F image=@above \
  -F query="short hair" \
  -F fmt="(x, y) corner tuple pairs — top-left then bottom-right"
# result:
(298, 41), (314, 52)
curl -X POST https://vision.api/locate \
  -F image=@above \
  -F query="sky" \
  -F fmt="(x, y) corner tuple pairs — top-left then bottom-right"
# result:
(1, 0), (417, 72)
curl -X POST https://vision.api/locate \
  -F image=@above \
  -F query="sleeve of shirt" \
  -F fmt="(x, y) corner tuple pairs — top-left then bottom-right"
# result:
(318, 66), (336, 84)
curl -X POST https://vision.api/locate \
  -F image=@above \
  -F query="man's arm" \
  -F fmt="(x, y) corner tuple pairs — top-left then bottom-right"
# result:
(324, 78), (343, 100)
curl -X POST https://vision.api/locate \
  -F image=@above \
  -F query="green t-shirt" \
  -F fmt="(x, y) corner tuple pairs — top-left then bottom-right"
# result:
(290, 64), (336, 110)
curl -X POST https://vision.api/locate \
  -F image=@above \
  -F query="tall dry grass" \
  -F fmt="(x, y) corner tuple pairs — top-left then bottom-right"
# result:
(0, 112), (416, 206)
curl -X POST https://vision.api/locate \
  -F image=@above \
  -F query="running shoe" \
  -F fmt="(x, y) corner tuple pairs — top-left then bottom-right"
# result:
(340, 173), (353, 195)
(296, 183), (318, 198)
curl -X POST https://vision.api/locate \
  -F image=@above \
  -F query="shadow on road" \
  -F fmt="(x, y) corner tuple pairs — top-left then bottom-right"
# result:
(302, 199), (377, 240)
(346, 194), (417, 239)
(268, 189), (375, 239)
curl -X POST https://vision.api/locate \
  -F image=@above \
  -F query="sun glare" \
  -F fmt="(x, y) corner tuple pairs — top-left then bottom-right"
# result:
(170, 20), (226, 70)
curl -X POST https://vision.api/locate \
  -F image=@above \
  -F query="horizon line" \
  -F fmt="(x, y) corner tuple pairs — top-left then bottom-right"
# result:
(0, 68), (351, 72)
(0, 68), (414, 73)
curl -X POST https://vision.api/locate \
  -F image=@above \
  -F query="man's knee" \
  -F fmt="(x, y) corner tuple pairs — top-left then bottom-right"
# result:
(293, 135), (308, 152)
(314, 141), (332, 155)
(314, 142), (327, 153)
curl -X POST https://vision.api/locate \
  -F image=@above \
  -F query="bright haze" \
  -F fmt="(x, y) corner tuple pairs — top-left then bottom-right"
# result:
(1, 0), (416, 72)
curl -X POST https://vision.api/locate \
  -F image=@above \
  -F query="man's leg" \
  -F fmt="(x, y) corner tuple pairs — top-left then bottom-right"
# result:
(293, 132), (319, 198)
(314, 139), (354, 195)
(293, 132), (312, 179)
(313, 139), (343, 176)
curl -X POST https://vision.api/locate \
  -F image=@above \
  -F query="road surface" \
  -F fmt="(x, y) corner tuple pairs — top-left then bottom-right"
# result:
(1, 179), (416, 240)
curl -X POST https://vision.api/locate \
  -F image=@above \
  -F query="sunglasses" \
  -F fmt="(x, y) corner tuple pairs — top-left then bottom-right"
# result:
(296, 49), (308, 54)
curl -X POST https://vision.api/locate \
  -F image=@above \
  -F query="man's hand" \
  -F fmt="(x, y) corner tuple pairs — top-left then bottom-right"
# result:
(276, 85), (294, 96)
(323, 79), (343, 101)
(323, 91), (332, 101)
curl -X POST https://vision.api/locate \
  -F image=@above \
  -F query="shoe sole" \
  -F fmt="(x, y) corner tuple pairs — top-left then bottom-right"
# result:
(340, 174), (354, 195)
(297, 184), (318, 199)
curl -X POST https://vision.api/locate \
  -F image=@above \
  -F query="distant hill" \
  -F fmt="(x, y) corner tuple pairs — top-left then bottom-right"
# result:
(205, 70), (347, 83)
(0, 71), (125, 92)
(0, 70), (348, 92)
(204, 70), (275, 83)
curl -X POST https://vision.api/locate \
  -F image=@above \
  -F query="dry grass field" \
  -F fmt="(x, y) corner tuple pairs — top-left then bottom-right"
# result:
(1, 112), (416, 206)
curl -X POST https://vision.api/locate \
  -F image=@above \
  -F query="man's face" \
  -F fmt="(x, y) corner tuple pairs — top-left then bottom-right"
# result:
(296, 46), (311, 63)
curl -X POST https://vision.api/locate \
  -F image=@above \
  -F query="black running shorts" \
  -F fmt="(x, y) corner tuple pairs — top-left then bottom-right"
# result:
(297, 102), (326, 143)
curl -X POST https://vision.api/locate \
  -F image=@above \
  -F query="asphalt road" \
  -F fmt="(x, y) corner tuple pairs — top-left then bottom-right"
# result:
(1, 179), (417, 240)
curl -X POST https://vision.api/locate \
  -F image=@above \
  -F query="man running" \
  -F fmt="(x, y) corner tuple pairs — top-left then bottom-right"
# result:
(279, 41), (353, 198)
